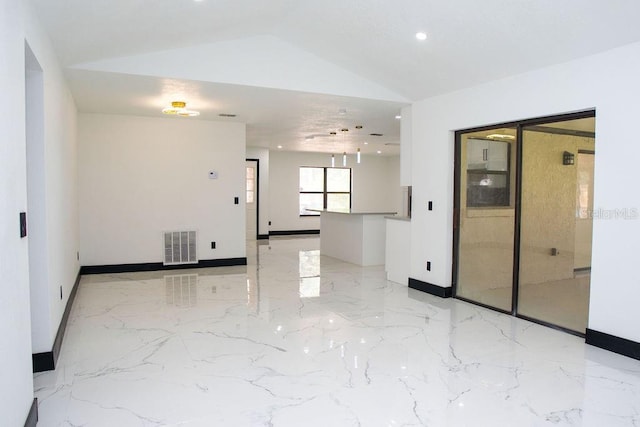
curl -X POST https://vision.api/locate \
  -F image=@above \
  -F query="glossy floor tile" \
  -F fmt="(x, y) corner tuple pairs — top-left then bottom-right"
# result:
(35, 237), (640, 426)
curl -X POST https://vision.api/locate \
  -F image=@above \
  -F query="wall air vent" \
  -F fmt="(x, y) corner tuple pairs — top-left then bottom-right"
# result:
(164, 231), (197, 265)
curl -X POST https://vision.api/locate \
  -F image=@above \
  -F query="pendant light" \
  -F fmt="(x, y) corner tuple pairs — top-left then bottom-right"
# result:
(341, 128), (349, 167)
(355, 125), (363, 165)
(329, 131), (337, 167)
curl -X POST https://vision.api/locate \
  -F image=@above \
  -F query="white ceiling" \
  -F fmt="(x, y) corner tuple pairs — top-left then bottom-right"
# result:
(29, 0), (640, 154)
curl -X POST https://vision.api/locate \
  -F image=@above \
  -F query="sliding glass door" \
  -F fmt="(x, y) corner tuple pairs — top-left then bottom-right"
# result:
(455, 127), (517, 312)
(517, 118), (594, 332)
(454, 113), (595, 334)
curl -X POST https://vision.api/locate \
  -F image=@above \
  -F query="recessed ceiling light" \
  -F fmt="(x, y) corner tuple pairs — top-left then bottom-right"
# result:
(218, 113), (236, 118)
(395, 115), (402, 119)
(305, 136), (314, 141)
(369, 133), (383, 137)
(277, 145), (283, 149)
(338, 108), (347, 115)
(377, 150), (382, 154)
(416, 32), (427, 41)
(364, 142), (369, 145)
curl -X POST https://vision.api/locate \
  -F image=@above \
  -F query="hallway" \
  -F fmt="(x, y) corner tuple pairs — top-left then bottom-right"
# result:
(34, 237), (640, 426)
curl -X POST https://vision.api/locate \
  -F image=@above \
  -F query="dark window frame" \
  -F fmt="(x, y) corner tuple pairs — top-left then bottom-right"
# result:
(299, 166), (352, 216)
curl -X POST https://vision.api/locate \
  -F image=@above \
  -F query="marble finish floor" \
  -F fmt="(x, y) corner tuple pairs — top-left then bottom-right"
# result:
(34, 237), (640, 426)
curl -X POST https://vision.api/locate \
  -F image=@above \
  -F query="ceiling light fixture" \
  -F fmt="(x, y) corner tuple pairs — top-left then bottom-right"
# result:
(416, 32), (427, 41)
(395, 115), (402, 119)
(354, 125), (364, 165)
(162, 101), (200, 117)
(486, 133), (515, 140)
(341, 128), (349, 167)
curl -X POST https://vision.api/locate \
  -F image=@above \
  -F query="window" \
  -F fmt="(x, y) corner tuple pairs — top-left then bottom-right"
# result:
(246, 166), (255, 203)
(299, 167), (351, 215)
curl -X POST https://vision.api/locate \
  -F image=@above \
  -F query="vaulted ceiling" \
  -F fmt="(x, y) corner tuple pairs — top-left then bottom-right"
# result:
(29, 0), (640, 154)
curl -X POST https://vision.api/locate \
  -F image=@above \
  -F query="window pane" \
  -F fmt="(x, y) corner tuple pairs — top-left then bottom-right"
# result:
(300, 167), (324, 192)
(246, 167), (255, 203)
(327, 193), (350, 212)
(300, 193), (323, 215)
(327, 168), (350, 192)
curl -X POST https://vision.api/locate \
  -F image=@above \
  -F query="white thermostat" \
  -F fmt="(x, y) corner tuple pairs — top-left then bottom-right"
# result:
(208, 170), (218, 179)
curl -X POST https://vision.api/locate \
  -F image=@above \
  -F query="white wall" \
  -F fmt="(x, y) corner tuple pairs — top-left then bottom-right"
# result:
(1, 1), (80, 423)
(400, 105), (412, 186)
(24, 3), (80, 354)
(79, 114), (246, 266)
(410, 41), (640, 343)
(269, 151), (401, 232)
(0, 1), (34, 424)
(246, 147), (270, 236)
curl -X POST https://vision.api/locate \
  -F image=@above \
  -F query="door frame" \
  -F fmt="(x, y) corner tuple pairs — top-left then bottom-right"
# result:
(452, 110), (596, 335)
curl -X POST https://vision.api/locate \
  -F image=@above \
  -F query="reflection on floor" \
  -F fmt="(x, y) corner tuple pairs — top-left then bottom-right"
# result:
(34, 238), (639, 426)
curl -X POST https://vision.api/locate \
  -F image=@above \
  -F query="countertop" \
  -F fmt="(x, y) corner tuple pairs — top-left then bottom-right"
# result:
(307, 209), (398, 216)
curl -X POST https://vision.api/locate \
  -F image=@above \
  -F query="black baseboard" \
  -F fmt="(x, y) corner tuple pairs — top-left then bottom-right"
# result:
(586, 328), (640, 360)
(33, 269), (82, 373)
(408, 277), (452, 298)
(80, 257), (247, 275)
(257, 234), (270, 240)
(269, 229), (320, 236)
(24, 398), (37, 427)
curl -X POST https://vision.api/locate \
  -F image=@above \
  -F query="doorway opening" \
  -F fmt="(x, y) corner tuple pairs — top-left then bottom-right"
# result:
(25, 42), (50, 354)
(453, 111), (595, 335)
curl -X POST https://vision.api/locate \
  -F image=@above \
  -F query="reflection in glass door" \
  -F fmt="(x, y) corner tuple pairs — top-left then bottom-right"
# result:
(455, 127), (517, 312)
(518, 119), (595, 333)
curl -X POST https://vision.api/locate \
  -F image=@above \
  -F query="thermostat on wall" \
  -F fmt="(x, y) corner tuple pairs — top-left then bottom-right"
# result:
(208, 170), (218, 179)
